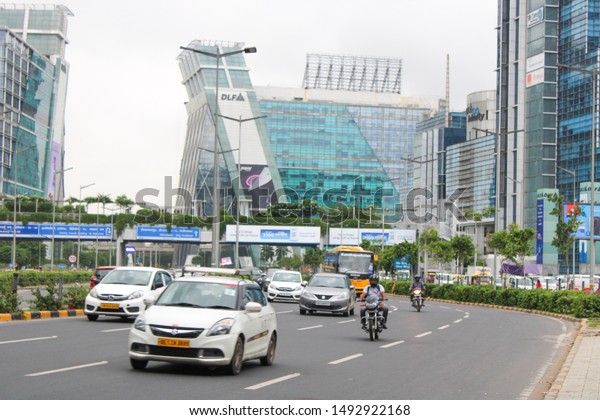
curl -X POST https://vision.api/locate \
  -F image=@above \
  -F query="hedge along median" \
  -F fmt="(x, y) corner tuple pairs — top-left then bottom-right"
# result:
(0, 271), (92, 314)
(381, 280), (600, 319)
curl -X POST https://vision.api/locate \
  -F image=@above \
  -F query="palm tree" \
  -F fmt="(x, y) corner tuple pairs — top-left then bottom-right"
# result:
(96, 193), (113, 215)
(115, 195), (134, 213)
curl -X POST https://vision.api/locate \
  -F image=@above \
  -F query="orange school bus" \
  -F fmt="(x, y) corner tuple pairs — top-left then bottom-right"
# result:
(323, 246), (374, 294)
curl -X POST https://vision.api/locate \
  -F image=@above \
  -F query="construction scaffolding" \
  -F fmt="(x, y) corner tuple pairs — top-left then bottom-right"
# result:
(302, 53), (402, 94)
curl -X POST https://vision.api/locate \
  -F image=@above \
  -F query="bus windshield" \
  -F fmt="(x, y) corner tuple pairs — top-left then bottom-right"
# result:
(338, 252), (372, 274)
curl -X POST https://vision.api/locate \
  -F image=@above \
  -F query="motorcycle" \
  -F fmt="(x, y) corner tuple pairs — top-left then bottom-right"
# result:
(360, 295), (386, 341)
(411, 288), (424, 312)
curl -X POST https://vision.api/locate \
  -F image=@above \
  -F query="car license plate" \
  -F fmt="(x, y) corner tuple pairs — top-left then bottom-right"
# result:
(316, 300), (330, 306)
(158, 338), (190, 348)
(100, 303), (120, 309)
(279, 293), (291, 297)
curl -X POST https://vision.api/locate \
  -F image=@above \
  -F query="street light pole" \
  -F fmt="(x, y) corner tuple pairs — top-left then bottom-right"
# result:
(558, 166), (577, 284)
(180, 44), (257, 268)
(218, 114), (266, 268)
(77, 182), (95, 270)
(51, 166), (73, 270)
(11, 144), (37, 270)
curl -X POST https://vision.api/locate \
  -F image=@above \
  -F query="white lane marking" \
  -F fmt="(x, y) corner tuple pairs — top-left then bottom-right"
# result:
(297, 325), (323, 331)
(440, 306), (452, 310)
(380, 340), (404, 349)
(415, 332), (432, 338)
(390, 305), (398, 312)
(101, 328), (130, 333)
(463, 315), (469, 319)
(25, 361), (108, 377)
(438, 325), (450, 330)
(276, 310), (294, 314)
(338, 319), (355, 324)
(329, 353), (363, 365)
(455, 309), (464, 313)
(454, 319), (463, 324)
(245, 373), (301, 390)
(0, 336), (57, 345)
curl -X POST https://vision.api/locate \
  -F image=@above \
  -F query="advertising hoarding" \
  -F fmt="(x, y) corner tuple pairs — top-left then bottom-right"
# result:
(225, 225), (320, 244)
(328, 228), (416, 246)
(0, 223), (113, 239)
(136, 225), (201, 241)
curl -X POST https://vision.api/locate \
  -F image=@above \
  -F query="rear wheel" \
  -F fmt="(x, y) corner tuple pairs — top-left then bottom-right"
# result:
(86, 314), (98, 321)
(225, 337), (244, 375)
(368, 318), (375, 341)
(130, 358), (147, 370)
(260, 333), (277, 366)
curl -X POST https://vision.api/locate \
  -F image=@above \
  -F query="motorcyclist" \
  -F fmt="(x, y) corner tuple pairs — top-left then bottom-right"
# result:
(409, 274), (426, 306)
(358, 274), (389, 329)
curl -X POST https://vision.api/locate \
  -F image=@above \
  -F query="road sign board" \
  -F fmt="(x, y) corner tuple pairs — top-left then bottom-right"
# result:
(67, 254), (77, 264)
(125, 245), (136, 254)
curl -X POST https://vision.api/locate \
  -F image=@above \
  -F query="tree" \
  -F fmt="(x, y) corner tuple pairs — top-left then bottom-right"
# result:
(548, 193), (582, 281)
(304, 247), (324, 273)
(274, 246), (290, 265)
(115, 195), (135, 213)
(488, 223), (536, 275)
(450, 234), (475, 274)
(418, 226), (441, 277)
(431, 240), (454, 273)
(260, 245), (275, 265)
(96, 193), (113, 215)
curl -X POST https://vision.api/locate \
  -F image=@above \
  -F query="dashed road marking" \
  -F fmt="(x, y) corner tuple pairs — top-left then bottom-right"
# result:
(297, 325), (323, 331)
(245, 373), (301, 390)
(438, 325), (450, 330)
(329, 353), (363, 365)
(415, 332), (432, 338)
(338, 319), (355, 324)
(440, 306), (452, 310)
(454, 319), (463, 324)
(380, 340), (404, 349)
(276, 310), (294, 314)
(0, 336), (57, 345)
(26, 361), (108, 377)
(101, 328), (130, 333)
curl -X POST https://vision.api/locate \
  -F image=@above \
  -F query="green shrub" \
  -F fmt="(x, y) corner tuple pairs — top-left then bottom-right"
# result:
(62, 284), (90, 309)
(0, 275), (20, 313)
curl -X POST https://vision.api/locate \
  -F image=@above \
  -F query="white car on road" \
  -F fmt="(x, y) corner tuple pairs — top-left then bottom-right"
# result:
(267, 270), (303, 302)
(128, 274), (277, 375)
(84, 267), (172, 321)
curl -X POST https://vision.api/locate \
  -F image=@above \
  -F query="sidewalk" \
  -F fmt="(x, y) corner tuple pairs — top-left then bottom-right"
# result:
(545, 320), (600, 399)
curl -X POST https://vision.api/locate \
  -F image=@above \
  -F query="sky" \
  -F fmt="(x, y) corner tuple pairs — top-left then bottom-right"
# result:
(25, 0), (497, 210)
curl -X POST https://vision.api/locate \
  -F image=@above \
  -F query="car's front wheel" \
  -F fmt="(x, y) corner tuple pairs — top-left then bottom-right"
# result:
(225, 337), (244, 375)
(299, 308), (307, 315)
(130, 358), (147, 370)
(86, 314), (98, 321)
(260, 333), (277, 366)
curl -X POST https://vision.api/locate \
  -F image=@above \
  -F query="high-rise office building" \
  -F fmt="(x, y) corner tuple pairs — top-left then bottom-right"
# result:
(0, 3), (72, 201)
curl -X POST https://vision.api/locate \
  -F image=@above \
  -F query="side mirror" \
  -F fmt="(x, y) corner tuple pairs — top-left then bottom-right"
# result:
(245, 301), (262, 313)
(301, 281), (307, 287)
(143, 295), (156, 307)
(349, 285), (355, 290)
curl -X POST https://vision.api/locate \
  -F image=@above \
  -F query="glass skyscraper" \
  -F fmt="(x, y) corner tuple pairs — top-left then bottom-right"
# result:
(0, 4), (72, 200)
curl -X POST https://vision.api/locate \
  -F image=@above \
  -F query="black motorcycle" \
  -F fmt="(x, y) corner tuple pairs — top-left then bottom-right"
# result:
(361, 295), (385, 341)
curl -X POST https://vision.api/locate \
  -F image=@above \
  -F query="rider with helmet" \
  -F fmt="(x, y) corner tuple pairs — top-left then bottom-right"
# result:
(409, 274), (426, 306)
(358, 274), (389, 329)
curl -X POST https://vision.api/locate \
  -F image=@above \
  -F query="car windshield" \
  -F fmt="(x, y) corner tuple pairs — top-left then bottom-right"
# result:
(95, 269), (113, 277)
(309, 275), (346, 288)
(101, 270), (152, 286)
(271, 272), (301, 283)
(156, 281), (238, 310)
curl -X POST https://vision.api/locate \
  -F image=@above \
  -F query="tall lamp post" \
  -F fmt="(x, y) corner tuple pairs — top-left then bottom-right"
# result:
(11, 144), (37, 270)
(51, 166), (73, 270)
(218, 114), (267, 268)
(558, 165), (577, 285)
(77, 182), (95, 270)
(558, 62), (598, 284)
(180, 44), (257, 267)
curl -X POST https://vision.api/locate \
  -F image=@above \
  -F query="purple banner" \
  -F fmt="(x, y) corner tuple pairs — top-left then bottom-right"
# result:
(536, 199), (543, 264)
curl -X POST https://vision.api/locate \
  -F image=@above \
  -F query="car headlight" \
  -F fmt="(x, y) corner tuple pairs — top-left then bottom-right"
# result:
(89, 288), (98, 298)
(133, 318), (147, 332)
(333, 292), (349, 300)
(294, 285), (302, 291)
(128, 290), (145, 300)
(207, 318), (235, 336)
(301, 290), (316, 299)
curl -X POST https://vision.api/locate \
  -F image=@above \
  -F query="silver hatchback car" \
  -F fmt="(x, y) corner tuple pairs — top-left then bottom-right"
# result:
(299, 273), (356, 316)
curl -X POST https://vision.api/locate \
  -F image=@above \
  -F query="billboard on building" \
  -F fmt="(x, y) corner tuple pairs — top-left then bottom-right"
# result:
(328, 228), (416, 246)
(565, 203), (600, 240)
(225, 225), (320, 244)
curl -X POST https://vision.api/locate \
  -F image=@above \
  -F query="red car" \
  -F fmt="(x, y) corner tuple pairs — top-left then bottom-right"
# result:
(89, 266), (118, 288)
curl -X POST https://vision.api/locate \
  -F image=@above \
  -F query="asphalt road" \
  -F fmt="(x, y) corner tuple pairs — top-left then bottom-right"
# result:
(0, 295), (576, 400)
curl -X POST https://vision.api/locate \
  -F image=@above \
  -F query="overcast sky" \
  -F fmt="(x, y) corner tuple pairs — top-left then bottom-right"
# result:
(27, 0), (497, 209)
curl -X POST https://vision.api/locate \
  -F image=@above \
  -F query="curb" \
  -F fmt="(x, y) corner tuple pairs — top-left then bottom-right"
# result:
(543, 319), (587, 400)
(0, 309), (84, 322)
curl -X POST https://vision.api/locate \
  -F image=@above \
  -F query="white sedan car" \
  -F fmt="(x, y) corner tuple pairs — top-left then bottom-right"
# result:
(84, 267), (172, 321)
(267, 270), (304, 302)
(128, 275), (277, 375)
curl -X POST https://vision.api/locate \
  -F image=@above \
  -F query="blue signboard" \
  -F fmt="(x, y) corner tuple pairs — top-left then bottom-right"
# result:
(394, 259), (411, 270)
(565, 203), (600, 240)
(0, 223), (113, 239)
(125, 245), (136, 254)
(136, 225), (200, 241)
(536, 199), (544, 264)
(361, 232), (390, 245)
